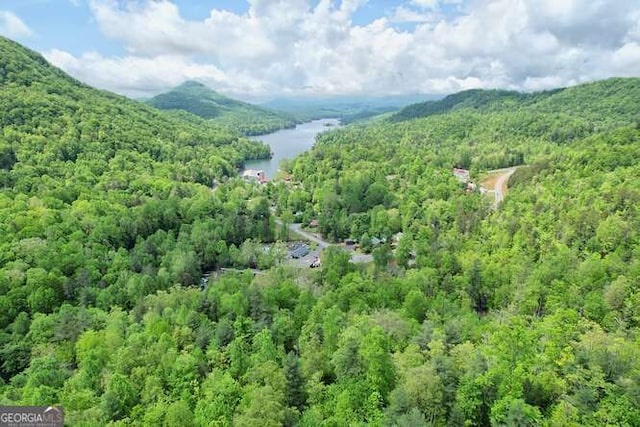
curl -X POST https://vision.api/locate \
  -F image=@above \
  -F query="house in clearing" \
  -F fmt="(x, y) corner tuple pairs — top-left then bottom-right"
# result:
(289, 243), (310, 259)
(242, 169), (266, 184)
(453, 168), (470, 183)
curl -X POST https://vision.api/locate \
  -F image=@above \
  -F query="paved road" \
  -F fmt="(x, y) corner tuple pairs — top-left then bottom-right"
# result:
(287, 223), (329, 248)
(493, 167), (518, 207)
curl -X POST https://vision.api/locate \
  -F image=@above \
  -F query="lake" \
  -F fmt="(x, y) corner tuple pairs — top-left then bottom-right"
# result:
(245, 118), (340, 179)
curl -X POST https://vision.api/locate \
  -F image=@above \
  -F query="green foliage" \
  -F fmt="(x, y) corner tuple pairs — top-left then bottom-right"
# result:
(0, 37), (282, 330)
(320, 246), (354, 288)
(391, 78), (640, 128)
(2, 36), (640, 426)
(391, 88), (526, 122)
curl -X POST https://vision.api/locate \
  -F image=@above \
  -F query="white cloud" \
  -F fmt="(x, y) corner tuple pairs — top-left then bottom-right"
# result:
(45, 0), (640, 98)
(389, 6), (437, 23)
(410, 0), (463, 10)
(0, 10), (33, 39)
(411, 0), (440, 9)
(44, 49), (262, 98)
(612, 42), (640, 72)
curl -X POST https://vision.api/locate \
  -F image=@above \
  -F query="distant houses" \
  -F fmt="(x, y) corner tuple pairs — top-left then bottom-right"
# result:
(289, 243), (310, 259)
(242, 169), (267, 184)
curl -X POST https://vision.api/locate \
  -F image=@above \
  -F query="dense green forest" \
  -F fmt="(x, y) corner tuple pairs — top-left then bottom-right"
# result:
(0, 36), (288, 421)
(1, 35), (640, 426)
(147, 81), (297, 136)
(268, 77), (640, 425)
(0, 35), (283, 315)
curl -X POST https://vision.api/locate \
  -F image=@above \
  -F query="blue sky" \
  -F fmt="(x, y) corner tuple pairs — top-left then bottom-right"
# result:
(2, 0), (461, 56)
(1, 0), (639, 99)
(2, 0), (121, 55)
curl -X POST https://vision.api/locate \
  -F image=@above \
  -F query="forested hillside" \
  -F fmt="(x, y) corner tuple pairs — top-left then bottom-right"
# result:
(1, 33), (640, 426)
(390, 78), (639, 127)
(267, 77), (640, 425)
(390, 88), (527, 122)
(148, 81), (296, 136)
(0, 36), (286, 415)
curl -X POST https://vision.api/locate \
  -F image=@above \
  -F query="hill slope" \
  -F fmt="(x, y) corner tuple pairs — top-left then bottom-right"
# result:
(387, 78), (640, 148)
(277, 77), (640, 424)
(148, 81), (296, 135)
(390, 78), (640, 125)
(389, 88), (527, 121)
(3, 35), (640, 426)
(0, 36), (274, 335)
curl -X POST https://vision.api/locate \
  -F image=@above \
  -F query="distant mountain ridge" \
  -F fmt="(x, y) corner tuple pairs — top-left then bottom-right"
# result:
(389, 89), (527, 121)
(390, 78), (640, 123)
(0, 35), (270, 187)
(147, 81), (297, 135)
(261, 94), (436, 122)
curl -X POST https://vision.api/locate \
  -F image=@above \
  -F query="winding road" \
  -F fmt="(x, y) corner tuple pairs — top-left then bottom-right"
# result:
(493, 167), (518, 207)
(287, 223), (329, 248)
(481, 166), (519, 209)
(274, 166), (521, 267)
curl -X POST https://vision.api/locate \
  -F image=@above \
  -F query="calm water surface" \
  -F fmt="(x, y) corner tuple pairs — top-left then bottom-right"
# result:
(245, 118), (340, 179)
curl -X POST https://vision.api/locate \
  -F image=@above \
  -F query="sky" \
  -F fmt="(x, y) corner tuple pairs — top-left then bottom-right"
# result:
(1, 0), (640, 100)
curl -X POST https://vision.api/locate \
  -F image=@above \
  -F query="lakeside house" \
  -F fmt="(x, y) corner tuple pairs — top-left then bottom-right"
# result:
(242, 169), (267, 184)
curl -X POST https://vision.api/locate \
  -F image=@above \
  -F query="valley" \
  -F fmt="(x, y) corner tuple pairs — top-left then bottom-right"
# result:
(245, 118), (340, 180)
(1, 34), (640, 427)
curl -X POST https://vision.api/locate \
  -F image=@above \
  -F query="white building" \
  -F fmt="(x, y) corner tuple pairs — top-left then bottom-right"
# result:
(452, 168), (470, 183)
(242, 169), (266, 183)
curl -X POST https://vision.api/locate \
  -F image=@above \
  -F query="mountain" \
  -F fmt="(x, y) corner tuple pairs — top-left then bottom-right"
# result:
(389, 88), (527, 121)
(0, 37), (269, 167)
(261, 94), (436, 122)
(0, 35), (273, 338)
(147, 81), (297, 135)
(390, 78), (640, 123)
